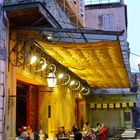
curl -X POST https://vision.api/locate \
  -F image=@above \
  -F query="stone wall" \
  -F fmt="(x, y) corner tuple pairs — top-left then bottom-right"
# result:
(0, 1), (10, 138)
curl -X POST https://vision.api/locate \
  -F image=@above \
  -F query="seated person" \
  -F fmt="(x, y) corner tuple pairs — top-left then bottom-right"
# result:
(57, 126), (68, 138)
(94, 123), (101, 134)
(38, 129), (45, 140)
(27, 125), (32, 136)
(93, 122), (101, 139)
(20, 126), (30, 140)
(74, 132), (82, 140)
(82, 122), (96, 140)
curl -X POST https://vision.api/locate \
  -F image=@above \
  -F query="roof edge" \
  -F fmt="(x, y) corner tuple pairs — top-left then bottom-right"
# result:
(85, 2), (126, 10)
(3, 1), (62, 28)
(13, 26), (124, 36)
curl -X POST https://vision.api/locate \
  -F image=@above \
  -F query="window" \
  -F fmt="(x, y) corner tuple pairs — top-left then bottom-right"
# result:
(124, 112), (131, 121)
(48, 105), (51, 118)
(102, 14), (113, 31)
(85, 0), (120, 5)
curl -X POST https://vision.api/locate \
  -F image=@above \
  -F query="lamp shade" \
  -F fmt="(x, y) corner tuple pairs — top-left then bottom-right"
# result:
(47, 72), (57, 88)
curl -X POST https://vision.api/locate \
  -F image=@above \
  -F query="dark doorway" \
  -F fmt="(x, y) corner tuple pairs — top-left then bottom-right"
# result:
(16, 82), (28, 136)
(16, 82), (39, 136)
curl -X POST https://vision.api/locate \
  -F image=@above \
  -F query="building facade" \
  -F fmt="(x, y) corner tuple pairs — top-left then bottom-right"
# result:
(0, 0), (133, 139)
(86, 90), (136, 130)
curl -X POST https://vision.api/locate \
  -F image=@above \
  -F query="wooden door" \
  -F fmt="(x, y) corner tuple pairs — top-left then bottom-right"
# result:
(75, 99), (85, 129)
(27, 85), (38, 130)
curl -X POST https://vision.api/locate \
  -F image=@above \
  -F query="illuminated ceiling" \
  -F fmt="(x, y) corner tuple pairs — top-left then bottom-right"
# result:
(37, 40), (130, 88)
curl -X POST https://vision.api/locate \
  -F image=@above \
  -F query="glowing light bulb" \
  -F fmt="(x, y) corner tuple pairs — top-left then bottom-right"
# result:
(70, 80), (75, 86)
(58, 73), (64, 79)
(30, 55), (37, 65)
(41, 63), (47, 70)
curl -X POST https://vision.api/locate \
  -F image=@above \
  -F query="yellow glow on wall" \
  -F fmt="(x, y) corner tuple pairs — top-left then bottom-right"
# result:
(38, 85), (85, 138)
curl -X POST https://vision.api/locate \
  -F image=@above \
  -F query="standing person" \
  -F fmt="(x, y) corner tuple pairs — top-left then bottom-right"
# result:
(56, 126), (68, 138)
(72, 124), (82, 140)
(99, 124), (107, 140)
(72, 124), (80, 135)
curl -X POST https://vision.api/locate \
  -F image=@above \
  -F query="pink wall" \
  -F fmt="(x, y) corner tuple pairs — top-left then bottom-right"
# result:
(85, 6), (126, 31)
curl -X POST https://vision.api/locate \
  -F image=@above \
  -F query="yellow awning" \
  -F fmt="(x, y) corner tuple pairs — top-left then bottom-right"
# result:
(37, 40), (130, 88)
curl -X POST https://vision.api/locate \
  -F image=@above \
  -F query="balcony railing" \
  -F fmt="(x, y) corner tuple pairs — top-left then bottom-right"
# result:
(85, 0), (122, 5)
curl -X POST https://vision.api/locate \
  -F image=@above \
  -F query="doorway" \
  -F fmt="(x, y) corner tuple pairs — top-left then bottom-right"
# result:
(16, 82), (39, 136)
(16, 82), (28, 135)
